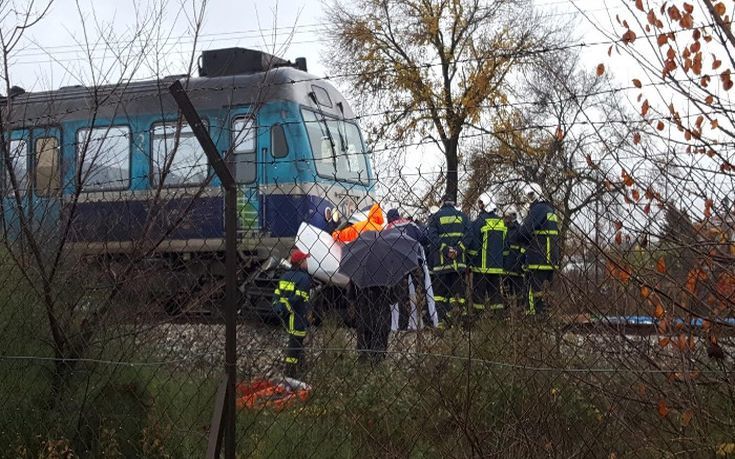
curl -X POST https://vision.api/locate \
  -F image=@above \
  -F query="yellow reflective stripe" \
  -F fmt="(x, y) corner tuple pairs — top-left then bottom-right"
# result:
(546, 236), (551, 265)
(284, 356), (299, 364)
(289, 329), (307, 337)
(473, 303), (485, 310)
(295, 289), (310, 300)
(279, 297), (293, 312)
(449, 298), (466, 304)
(489, 303), (504, 310)
(440, 232), (464, 238)
(467, 249), (479, 256)
(440, 216), (463, 224)
(534, 230), (558, 235)
(546, 213), (558, 222)
(279, 280), (296, 291)
(472, 267), (504, 274)
(520, 248), (527, 253)
(434, 295), (448, 302)
(274, 289), (281, 295)
(510, 245), (521, 250)
(526, 264), (557, 270)
(528, 288), (536, 315)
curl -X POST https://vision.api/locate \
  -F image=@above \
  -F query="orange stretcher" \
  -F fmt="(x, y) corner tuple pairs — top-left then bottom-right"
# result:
(236, 379), (310, 412)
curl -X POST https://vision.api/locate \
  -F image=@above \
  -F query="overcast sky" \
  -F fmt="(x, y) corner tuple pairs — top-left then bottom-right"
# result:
(6, 0), (629, 91)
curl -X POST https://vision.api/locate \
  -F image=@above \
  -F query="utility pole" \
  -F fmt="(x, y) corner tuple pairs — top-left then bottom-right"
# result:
(169, 80), (238, 459)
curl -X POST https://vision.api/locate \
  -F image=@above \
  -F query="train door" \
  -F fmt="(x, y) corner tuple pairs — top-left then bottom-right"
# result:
(228, 109), (261, 236)
(29, 127), (62, 236)
(2, 130), (31, 239)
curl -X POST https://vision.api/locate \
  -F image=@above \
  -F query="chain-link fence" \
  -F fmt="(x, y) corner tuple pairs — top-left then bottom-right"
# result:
(0, 72), (734, 459)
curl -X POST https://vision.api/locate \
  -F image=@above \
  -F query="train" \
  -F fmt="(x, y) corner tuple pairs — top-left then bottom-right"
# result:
(1, 47), (374, 315)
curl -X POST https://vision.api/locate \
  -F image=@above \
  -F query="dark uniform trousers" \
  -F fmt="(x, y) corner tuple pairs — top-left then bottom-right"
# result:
(273, 270), (312, 379)
(356, 286), (395, 363)
(527, 269), (554, 316)
(433, 270), (466, 326)
(472, 273), (504, 311)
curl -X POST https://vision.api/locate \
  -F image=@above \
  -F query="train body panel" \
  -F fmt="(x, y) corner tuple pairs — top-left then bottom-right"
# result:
(2, 53), (374, 263)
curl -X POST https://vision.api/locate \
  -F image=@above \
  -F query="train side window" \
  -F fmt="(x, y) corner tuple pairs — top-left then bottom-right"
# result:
(34, 137), (60, 196)
(232, 117), (256, 183)
(151, 122), (208, 187)
(76, 126), (131, 191)
(311, 85), (333, 108)
(4, 138), (29, 194)
(271, 124), (288, 159)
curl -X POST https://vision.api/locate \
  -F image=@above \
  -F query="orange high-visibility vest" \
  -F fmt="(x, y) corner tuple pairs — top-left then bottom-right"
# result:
(332, 203), (385, 243)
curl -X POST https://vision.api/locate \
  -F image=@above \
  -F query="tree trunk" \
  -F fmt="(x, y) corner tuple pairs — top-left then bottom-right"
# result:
(445, 137), (460, 203)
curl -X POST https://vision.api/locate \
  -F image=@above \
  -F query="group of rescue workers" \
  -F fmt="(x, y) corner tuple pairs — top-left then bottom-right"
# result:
(272, 182), (560, 379)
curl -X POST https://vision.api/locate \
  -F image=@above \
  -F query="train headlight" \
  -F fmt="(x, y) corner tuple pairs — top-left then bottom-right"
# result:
(325, 207), (341, 223)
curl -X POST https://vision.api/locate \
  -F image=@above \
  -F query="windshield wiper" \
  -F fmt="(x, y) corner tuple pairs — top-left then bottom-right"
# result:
(308, 92), (338, 172)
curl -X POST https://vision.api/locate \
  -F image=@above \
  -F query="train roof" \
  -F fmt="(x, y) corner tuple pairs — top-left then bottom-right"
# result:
(3, 67), (356, 129)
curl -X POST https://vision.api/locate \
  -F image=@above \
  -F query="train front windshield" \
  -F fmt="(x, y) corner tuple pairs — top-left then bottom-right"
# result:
(302, 109), (369, 184)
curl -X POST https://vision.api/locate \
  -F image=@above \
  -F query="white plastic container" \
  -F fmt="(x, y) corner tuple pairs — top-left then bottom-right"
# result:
(295, 222), (350, 287)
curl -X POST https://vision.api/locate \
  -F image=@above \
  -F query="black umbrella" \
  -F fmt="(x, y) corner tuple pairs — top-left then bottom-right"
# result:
(339, 229), (422, 288)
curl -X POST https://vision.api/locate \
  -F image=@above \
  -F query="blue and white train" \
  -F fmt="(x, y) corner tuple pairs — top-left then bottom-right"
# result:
(1, 47), (374, 314)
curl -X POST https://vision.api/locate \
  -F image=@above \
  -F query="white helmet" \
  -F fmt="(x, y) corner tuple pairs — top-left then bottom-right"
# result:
(523, 182), (543, 202)
(478, 191), (496, 212)
(504, 204), (519, 218)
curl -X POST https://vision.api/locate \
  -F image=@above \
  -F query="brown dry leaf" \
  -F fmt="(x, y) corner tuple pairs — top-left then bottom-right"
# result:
(647, 9), (657, 25)
(632, 189), (641, 201)
(712, 119), (719, 129)
(644, 203), (651, 214)
(622, 170), (635, 187)
(635, 0), (644, 11)
(657, 399), (669, 417)
(654, 302), (666, 319)
(608, 45), (613, 56)
(681, 409), (694, 427)
(683, 2), (694, 14)
(596, 63), (605, 76)
(725, 79), (733, 91)
(658, 337), (670, 348)
(713, 58), (722, 70)
(714, 2), (726, 16)
(705, 198), (714, 218)
(641, 286), (652, 298)
(680, 13), (694, 29)
(668, 5), (682, 20)
(705, 94), (715, 104)
(656, 120), (665, 131)
(614, 220), (623, 231)
(657, 33), (668, 46)
(633, 132), (642, 144)
(676, 334), (688, 351)
(657, 256), (667, 273)
(633, 78), (642, 88)
(614, 232), (623, 246)
(622, 29), (637, 45)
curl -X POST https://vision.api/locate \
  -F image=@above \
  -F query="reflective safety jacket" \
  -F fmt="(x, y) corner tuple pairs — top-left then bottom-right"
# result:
(503, 221), (525, 276)
(272, 268), (313, 336)
(518, 201), (559, 271)
(466, 210), (506, 274)
(427, 203), (470, 272)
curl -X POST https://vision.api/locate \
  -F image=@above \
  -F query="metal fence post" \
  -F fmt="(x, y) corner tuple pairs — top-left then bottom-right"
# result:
(169, 80), (238, 459)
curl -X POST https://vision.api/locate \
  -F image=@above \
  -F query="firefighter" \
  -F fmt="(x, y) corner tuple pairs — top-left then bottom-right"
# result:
(502, 205), (526, 310)
(518, 183), (559, 316)
(272, 248), (313, 379)
(427, 195), (471, 328)
(466, 192), (506, 313)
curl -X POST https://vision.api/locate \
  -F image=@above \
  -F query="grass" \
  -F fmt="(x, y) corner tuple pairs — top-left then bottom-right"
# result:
(1, 260), (734, 458)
